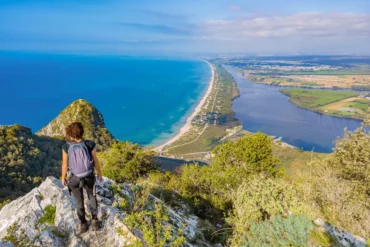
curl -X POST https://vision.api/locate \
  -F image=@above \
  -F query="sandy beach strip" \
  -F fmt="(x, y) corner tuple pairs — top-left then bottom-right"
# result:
(154, 60), (215, 152)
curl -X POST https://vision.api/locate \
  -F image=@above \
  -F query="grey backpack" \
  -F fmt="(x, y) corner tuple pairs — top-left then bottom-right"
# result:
(67, 141), (94, 178)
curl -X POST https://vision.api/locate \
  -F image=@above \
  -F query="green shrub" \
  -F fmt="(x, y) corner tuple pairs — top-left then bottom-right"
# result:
(171, 133), (281, 211)
(212, 132), (280, 176)
(99, 142), (157, 183)
(293, 124), (370, 239)
(331, 126), (370, 195)
(124, 202), (185, 247)
(228, 177), (305, 245)
(3, 222), (18, 243)
(121, 185), (186, 247)
(241, 215), (313, 247)
(38, 205), (56, 225)
(0, 125), (63, 200)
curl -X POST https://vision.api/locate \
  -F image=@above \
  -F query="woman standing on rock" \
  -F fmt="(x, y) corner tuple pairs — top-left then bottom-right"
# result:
(61, 122), (103, 234)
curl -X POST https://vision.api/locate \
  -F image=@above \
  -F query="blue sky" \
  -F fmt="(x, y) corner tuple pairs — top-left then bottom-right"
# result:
(0, 0), (369, 54)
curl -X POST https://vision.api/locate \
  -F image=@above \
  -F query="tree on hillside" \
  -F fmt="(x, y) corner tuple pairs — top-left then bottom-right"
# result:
(0, 125), (62, 201)
(212, 132), (280, 176)
(331, 126), (370, 195)
(145, 133), (282, 214)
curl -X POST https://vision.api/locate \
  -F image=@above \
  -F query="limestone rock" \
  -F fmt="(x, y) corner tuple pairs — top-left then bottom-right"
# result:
(34, 228), (65, 247)
(0, 176), (213, 247)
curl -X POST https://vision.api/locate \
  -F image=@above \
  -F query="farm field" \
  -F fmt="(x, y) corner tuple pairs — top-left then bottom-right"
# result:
(280, 88), (370, 120)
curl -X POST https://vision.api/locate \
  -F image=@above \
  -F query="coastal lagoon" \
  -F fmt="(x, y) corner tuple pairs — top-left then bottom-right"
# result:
(225, 65), (363, 153)
(0, 52), (211, 145)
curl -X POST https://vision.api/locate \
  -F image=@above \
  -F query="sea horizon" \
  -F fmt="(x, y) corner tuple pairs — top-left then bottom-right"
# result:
(0, 51), (212, 146)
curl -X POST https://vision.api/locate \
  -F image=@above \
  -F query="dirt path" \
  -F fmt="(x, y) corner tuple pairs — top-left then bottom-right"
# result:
(324, 97), (361, 110)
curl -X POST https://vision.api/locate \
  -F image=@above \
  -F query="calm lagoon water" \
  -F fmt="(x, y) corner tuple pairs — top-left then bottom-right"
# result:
(0, 52), (211, 146)
(225, 65), (363, 153)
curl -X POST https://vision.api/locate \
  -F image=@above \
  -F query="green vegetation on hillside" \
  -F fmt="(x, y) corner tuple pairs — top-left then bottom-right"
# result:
(292, 125), (370, 238)
(121, 186), (185, 247)
(2, 95), (369, 246)
(98, 142), (157, 183)
(37, 205), (56, 225)
(280, 89), (358, 108)
(0, 100), (116, 202)
(0, 125), (63, 201)
(104, 126), (370, 245)
(228, 178), (307, 246)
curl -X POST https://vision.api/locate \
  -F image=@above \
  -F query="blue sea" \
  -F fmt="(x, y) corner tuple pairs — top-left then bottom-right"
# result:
(0, 52), (211, 146)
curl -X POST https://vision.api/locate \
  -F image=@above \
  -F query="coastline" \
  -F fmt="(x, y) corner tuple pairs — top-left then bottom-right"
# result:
(154, 60), (215, 152)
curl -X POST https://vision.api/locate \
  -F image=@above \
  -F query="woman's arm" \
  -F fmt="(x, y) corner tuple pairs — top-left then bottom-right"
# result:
(92, 149), (102, 182)
(61, 150), (68, 186)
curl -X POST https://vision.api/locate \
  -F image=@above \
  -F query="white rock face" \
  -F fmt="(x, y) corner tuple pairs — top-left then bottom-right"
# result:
(0, 177), (211, 247)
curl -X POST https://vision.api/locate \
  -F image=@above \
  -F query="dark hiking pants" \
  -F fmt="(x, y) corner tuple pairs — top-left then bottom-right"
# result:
(68, 174), (98, 223)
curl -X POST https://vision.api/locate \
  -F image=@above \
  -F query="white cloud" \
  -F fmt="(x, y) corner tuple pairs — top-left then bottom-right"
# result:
(198, 12), (370, 40)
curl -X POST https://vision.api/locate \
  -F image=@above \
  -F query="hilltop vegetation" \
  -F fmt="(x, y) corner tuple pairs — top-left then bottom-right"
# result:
(37, 99), (115, 150)
(0, 99), (115, 201)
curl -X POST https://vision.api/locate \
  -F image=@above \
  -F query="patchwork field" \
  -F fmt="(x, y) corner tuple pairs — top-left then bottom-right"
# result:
(279, 89), (359, 108)
(280, 89), (370, 120)
(320, 97), (370, 119)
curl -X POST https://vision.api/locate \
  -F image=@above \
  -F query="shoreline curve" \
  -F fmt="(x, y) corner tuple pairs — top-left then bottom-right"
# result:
(154, 60), (215, 152)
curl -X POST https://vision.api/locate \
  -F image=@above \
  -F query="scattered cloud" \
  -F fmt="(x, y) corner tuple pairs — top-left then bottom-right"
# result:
(229, 5), (241, 12)
(198, 12), (370, 40)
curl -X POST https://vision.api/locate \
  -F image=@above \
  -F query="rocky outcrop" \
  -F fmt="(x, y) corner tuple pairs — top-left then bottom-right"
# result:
(314, 218), (367, 247)
(0, 177), (213, 247)
(36, 99), (115, 150)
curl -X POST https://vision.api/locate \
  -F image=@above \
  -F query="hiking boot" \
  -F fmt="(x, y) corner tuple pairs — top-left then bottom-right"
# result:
(79, 222), (88, 234)
(91, 220), (99, 231)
